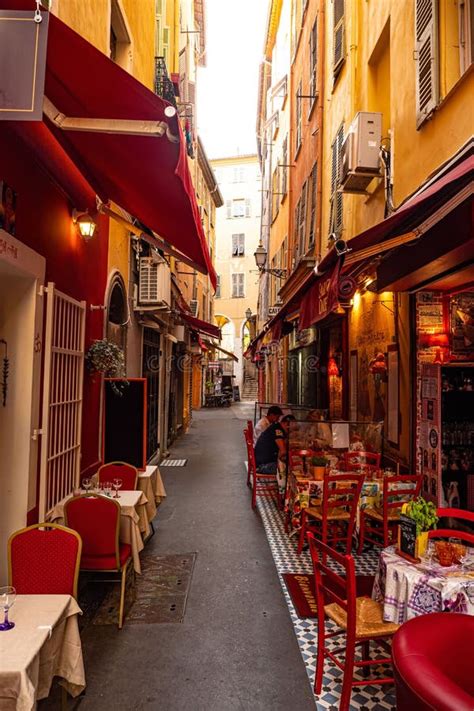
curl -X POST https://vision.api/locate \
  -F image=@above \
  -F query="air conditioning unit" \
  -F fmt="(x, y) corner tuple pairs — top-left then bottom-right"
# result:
(340, 112), (382, 194)
(137, 256), (171, 306)
(189, 299), (199, 317)
(173, 324), (185, 342)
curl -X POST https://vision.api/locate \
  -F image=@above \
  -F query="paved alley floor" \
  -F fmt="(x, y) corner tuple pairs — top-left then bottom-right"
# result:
(46, 403), (316, 711)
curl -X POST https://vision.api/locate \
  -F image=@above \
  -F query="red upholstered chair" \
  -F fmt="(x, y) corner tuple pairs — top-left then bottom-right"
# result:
(244, 430), (278, 510)
(358, 474), (422, 553)
(8, 523), (82, 599)
(64, 495), (132, 628)
(308, 534), (398, 710)
(344, 451), (381, 478)
(97, 461), (138, 490)
(297, 472), (363, 555)
(432, 507), (474, 544)
(392, 613), (474, 711)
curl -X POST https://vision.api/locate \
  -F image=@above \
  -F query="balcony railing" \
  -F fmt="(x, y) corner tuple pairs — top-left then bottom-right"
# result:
(154, 56), (177, 108)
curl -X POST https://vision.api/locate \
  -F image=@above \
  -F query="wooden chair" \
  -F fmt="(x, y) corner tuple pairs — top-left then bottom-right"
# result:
(64, 495), (133, 629)
(97, 461), (138, 490)
(244, 430), (278, 510)
(243, 427), (252, 487)
(358, 474), (422, 553)
(8, 523), (82, 598)
(297, 471), (364, 555)
(344, 451), (381, 478)
(308, 533), (398, 710)
(246, 420), (254, 443)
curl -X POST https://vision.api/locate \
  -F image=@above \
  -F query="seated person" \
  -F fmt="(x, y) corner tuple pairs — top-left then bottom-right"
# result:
(254, 405), (283, 444)
(254, 414), (296, 474)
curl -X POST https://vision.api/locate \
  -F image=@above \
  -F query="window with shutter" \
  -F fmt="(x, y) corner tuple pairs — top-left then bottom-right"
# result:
(415, 0), (439, 128)
(295, 81), (302, 153)
(333, 0), (345, 76)
(245, 199), (251, 217)
(299, 181), (308, 256)
(232, 234), (245, 257)
(216, 275), (221, 299)
(308, 163), (317, 247)
(293, 199), (301, 264)
(232, 274), (245, 298)
(458, 0), (474, 74)
(281, 136), (288, 199)
(329, 125), (344, 237)
(309, 19), (318, 113)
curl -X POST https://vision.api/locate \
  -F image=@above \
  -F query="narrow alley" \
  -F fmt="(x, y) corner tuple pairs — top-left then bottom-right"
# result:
(51, 404), (315, 711)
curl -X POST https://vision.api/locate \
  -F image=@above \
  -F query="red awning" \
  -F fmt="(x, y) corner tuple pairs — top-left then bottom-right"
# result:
(177, 305), (221, 340)
(319, 155), (473, 272)
(299, 260), (342, 330)
(1, 1), (216, 286)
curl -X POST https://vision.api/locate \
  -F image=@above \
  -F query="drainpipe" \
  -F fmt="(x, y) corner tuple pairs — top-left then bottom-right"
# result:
(315, 0), (325, 261)
(349, 0), (359, 242)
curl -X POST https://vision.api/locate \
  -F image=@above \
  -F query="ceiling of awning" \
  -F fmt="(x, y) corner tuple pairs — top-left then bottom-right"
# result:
(177, 304), (221, 340)
(1, 1), (216, 285)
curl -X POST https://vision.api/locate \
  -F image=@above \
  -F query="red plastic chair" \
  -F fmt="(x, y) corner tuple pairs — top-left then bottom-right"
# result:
(244, 430), (278, 510)
(432, 507), (474, 544)
(64, 495), (132, 628)
(297, 471), (363, 555)
(97, 461), (138, 490)
(308, 533), (398, 710)
(344, 451), (381, 478)
(358, 475), (422, 553)
(8, 523), (82, 599)
(392, 613), (474, 711)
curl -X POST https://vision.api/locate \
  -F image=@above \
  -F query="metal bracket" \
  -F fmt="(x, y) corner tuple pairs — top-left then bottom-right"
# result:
(373, 299), (396, 315)
(32, 429), (43, 441)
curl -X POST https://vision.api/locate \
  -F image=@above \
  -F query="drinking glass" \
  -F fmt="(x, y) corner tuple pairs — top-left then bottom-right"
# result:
(82, 478), (92, 494)
(103, 481), (113, 497)
(113, 478), (123, 498)
(0, 586), (16, 631)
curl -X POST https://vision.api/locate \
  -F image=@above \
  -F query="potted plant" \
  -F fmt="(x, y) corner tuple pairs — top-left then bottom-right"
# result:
(403, 496), (439, 558)
(311, 455), (328, 481)
(85, 339), (126, 395)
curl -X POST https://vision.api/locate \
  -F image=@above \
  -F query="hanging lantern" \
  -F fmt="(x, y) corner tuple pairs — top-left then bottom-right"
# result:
(328, 357), (340, 377)
(433, 348), (443, 365)
(368, 352), (387, 376)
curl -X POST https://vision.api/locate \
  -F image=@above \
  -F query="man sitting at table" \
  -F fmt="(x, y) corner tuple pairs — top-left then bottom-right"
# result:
(254, 405), (283, 443)
(254, 414), (296, 474)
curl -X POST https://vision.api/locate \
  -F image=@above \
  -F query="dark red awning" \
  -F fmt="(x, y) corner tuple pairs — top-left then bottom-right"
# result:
(1, 1), (216, 286)
(177, 305), (221, 340)
(299, 260), (342, 330)
(319, 155), (473, 272)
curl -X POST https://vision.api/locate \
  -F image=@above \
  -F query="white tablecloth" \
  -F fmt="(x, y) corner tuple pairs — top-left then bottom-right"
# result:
(138, 465), (166, 523)
(49, 491), (149, 574)
(0, 594), (85, 710)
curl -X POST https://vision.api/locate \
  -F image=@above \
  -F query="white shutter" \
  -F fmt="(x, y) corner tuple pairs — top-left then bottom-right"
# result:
(415, 0), (439, 128)
(39, 284), (86, 517)
(245, 199), (251, 217)
(139, 258), (159, 303)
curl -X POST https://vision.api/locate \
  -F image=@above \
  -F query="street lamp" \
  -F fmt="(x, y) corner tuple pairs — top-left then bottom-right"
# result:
(245, 307), (252, 321)
(253, 242), (287, 279)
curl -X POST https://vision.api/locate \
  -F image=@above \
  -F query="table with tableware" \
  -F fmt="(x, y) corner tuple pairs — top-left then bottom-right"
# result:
(137, 465), (167, 522)
(48, 490), (149, 574)
(0, 593), (85, 709)
(373, 545), (474, 623)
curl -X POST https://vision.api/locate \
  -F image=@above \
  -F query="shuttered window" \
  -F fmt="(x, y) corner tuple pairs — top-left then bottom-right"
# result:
(298, 181), (308, 256)
(232, 233), (245, 257)
(334, 0), (345, 76)
(308, 162), (318, 247)
(415, 0), (439, 128)
(216, 275), (221, 299)
(329, 125), (344, 237)
(231, 273), (245, 298)
(295, 81), (302, 153)
(281, 136), (288, 198)
(309, 19), (318, 113)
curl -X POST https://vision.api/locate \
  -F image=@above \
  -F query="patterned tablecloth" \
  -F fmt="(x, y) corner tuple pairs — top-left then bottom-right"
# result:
(373, 546), (474, 623)
(285, 470), (381, 534)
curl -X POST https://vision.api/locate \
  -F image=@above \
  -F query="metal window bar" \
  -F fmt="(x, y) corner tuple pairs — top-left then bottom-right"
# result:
(154, 56), (178, 108)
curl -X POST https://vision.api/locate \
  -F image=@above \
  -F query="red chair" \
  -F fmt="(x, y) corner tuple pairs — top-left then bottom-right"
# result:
(308, 533), (398, 710)
(97, 461), (138, 490)
(64, 495), (132, 628)
(297, 471), (363, 555)
(344, 451), (381, 478)
(243, 427), (252, 487)
(244, 430), (278, 510)
(392, 613), (474, 711)
(358, 475), (422, 553)
(8, 523), (82, 598)
(432, 507), (474, 544)
(246, 420), (254, 443)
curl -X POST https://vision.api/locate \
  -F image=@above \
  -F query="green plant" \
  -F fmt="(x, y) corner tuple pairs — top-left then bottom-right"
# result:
(404, 496), (439, 536)
(85, 339), (125, 378)
(311, 455), (329, 467)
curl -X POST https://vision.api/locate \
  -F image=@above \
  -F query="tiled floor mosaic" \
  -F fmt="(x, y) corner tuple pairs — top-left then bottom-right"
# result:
(256, 495), (397, 711)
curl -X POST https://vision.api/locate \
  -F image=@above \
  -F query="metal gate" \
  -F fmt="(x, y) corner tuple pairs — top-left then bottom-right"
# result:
(142, 327), (160, 460)
(39, 283), (86, 517)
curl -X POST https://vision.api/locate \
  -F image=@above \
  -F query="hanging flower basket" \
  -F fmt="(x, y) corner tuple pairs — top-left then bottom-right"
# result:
(85, 339), (127, 395)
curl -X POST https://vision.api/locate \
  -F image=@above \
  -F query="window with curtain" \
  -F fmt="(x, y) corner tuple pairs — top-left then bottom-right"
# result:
(231, 233), (245, 257)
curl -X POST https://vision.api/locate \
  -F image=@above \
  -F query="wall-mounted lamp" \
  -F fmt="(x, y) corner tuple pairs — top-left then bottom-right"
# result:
(73, 209), (97, 241)
(254, 242), (287, 279)
(245, 307), (253, 321)
(328, 357), (340, 377)
(369, 352), (388, 381)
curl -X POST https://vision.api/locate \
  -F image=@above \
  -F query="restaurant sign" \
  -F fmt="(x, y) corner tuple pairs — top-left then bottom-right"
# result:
(0, 10), (49, 121)
(299, 260), (342, 330)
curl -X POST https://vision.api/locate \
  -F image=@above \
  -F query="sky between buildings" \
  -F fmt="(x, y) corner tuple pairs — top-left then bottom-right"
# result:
(197, 0), (268, 160)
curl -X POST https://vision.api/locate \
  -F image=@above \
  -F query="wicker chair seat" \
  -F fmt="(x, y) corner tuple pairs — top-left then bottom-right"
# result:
(325, 597), (399, 639)
(364, 507), (401, 522)
(306, 505), (350, 521)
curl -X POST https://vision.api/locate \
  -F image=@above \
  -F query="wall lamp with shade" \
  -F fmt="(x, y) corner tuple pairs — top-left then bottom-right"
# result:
(245, 307), (253, 321)
(254, 242), (287, 279)
(72, 209), (97, 241)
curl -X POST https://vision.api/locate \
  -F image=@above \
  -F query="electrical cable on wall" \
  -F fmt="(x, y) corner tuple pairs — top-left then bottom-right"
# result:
(0, 339), (8, 407)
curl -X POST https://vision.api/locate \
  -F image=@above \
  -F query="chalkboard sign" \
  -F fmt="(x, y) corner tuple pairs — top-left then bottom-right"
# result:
(103, 378), (147, 471)
(397, 514), (418, 561)
(233, 386), (240, 401)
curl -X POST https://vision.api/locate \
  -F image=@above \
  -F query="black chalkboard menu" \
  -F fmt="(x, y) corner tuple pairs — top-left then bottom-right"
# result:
(103, 378), (147, 470)
(397, 514), (418, 561)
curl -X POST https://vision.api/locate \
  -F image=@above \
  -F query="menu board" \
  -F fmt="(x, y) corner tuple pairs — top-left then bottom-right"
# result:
(420, 364), (441, 505)
(397, 514), (418, 560)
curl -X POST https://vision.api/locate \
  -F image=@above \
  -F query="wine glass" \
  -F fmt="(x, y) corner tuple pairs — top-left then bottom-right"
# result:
(103, 481), (113, 497)
(113, 478), (123, 499)
(82, 478), (92, 494)
(0, 586), (16, 631)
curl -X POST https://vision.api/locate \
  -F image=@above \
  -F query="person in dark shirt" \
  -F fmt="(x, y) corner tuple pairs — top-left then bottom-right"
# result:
(254, 414), (295, 474)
